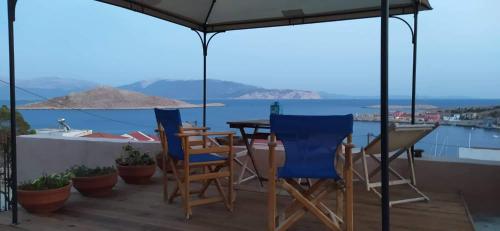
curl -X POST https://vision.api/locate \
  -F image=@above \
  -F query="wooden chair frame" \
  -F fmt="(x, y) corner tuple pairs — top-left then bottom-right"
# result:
(207, 137), (258, 185)
(233, 149), (259, 184)
(268, 133), (354, 231)
(157, 123), (235, 219)
(352, 124), (437, 206)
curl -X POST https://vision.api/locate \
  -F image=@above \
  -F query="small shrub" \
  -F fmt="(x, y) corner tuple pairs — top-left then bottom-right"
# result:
(115, 144), (155, 166)
(68, 165), (116, 178)
(19, 172), (73, 191)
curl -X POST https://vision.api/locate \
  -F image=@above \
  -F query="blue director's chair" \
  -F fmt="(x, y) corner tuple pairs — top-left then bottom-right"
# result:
(268, 114), (354, 231)
(155, 109), (234, 219)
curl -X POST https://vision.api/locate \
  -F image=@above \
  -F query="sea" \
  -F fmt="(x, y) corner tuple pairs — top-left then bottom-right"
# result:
(8, 99), (500, 162)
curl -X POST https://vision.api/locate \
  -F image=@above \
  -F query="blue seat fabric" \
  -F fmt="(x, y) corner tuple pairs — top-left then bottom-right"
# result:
(154, 108), (226, 163)
(270, 114), (353, 180)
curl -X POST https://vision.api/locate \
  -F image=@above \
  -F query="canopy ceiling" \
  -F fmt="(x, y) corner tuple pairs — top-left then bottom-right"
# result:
(97, 0), (432, 32)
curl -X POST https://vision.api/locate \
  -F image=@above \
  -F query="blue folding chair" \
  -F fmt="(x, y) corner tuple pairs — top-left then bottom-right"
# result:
(154, 108), (234, 219)
(268, 114), (354, 231)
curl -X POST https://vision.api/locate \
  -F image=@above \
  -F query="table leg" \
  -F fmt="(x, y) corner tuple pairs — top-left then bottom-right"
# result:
(240, 127), (264, 187)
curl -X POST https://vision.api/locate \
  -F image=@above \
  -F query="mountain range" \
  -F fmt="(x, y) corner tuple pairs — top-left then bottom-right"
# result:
(1, 77), (454, 101)
(120, 79), (321, 100)
(1, 77), (323, 101)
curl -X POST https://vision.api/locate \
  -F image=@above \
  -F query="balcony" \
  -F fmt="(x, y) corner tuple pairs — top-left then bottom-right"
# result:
(1, 135), (494, 230)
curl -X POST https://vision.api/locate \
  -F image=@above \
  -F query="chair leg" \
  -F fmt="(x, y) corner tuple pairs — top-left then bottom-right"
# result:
(407, 149), (417, 185)
(283, 180), (338, 228)
(169, 185), (180, 204)
(235, 156), (257, 184)
(183, 162), (191, 219)
(336, 181), (344, 221)
(283, 179), (326, 217)
(361, 151), (370, 191)
(280, 180), (340, 231)
(212, 177), (231, 211)
(344, 150), (354, 231)
(268, 136), (277, 231)
(235, 157), (247, 184)
(228, 157), (234, 210)
(351, 153), (366, 182)
(163, 154), (169, 202)
(279, 188), (335, 231)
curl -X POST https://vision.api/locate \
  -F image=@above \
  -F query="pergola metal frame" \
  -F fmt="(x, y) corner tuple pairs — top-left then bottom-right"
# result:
(4, 1), (428, 230)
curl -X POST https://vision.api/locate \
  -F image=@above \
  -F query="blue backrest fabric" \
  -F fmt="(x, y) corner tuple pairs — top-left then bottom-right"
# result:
(270, 114), (353, 179)
(154, 108), (184, 160)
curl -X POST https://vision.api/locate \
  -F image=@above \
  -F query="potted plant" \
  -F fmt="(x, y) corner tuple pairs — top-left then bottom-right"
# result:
(68, 165), (117, 197)
(17, 172), (72, 213)
(116, 144), (156, 184)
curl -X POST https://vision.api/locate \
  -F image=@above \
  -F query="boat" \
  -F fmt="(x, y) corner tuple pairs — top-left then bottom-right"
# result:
(35, 118), (92, 137)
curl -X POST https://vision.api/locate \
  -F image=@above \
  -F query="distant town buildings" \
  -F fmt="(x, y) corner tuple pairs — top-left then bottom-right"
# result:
(443, 114), (460, 122)
(386, 111), (440, 123)
(354, 106), (500, 130)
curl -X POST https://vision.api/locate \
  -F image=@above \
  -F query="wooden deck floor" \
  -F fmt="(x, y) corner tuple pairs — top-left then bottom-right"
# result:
(0, 176), (474, 231)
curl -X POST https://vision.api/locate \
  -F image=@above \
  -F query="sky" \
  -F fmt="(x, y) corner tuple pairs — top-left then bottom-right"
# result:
(0, 0), (499, 98)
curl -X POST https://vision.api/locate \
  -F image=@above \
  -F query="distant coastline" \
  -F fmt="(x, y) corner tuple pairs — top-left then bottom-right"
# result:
(363, 104), (438, 110)
(18, 103), (224, 110)
(355, 104), (500, 130)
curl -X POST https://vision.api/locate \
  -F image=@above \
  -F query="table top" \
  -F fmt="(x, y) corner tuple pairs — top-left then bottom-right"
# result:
(227, 119), (270, 128)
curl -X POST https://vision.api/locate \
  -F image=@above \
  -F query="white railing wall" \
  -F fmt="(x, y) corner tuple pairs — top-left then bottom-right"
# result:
(17, 135), (161, 182)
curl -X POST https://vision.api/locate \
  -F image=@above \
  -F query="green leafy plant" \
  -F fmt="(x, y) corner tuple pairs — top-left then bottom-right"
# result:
(0, 105), (36, 135)
(115, 144), (155, 166)
(68, 165), (116, 178)
(19, 172), (73, 191)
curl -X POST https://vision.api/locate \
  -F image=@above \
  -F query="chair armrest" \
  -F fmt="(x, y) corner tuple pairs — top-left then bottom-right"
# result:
(183, 127), (210, 131)
(343, 143), (356, 149)
(189, 146), (231, 155)
(177, 131), (235, 137)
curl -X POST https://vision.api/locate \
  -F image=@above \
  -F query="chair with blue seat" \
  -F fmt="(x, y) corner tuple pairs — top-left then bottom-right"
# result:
(154, 108), (234, 219)
(268, 114), (354, 231)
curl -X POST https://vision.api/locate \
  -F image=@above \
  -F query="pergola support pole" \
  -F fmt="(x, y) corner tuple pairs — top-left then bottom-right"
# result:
(203, 32), (208, 127)
(381, 0), (390, 230)
(411, 0), (419, 124)
(194, 29), (223, 127)
(7, 0), (18, 225)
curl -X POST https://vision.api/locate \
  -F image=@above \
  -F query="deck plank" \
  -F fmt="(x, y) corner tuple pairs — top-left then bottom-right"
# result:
(0, 176), (473, 231)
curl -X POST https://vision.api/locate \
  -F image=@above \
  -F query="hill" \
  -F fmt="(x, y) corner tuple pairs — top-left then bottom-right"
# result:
(236, 89), (320, 99)
(120, 79), (321, 99)
(18, 87), (199, 109)
(119, 79), (260, 99)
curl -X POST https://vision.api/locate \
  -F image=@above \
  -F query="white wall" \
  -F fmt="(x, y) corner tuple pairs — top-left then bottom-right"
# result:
(17, 135), (161, 182)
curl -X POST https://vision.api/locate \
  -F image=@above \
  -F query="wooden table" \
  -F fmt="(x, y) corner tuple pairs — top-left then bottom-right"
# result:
(227, 119), (270, 187)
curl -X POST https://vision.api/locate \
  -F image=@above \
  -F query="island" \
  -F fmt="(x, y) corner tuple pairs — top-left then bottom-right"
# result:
(18, 87), (224, 109)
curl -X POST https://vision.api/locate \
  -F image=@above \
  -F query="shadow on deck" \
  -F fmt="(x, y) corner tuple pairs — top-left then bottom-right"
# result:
(0, 175), (474, 231)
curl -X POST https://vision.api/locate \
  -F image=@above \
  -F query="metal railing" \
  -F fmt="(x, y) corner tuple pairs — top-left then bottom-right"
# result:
(0, 133), (13, 212)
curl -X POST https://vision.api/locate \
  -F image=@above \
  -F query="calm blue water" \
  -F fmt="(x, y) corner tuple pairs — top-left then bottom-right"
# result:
(9, 99), (500, 161)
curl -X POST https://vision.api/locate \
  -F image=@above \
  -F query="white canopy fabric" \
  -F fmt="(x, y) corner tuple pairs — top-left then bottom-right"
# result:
(97, 0), (431, 32)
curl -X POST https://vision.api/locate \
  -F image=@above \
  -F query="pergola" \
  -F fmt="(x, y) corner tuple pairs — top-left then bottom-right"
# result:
(5, 0), (432, 230)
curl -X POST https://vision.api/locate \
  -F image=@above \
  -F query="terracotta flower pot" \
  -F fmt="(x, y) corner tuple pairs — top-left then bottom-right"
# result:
(72, 172), (118, 197)
(17, 183), (72, 214)
(117, 164), (156, 184)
